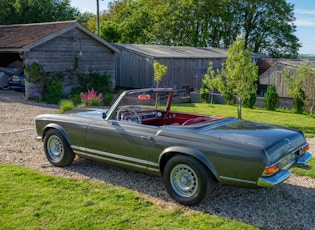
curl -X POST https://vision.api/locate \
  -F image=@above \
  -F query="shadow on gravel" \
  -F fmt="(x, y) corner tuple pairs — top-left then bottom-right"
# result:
(0, 89), (58, 109)
(65, 158), (315, 230)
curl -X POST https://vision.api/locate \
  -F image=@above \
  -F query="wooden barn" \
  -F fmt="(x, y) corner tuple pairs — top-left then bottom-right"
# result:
(0, 21), (118, 98)
(258, 60), (315, 109)
(114, 44), (267, 91)
(114, 44), (229, 90)
(259, 60), (312, 98)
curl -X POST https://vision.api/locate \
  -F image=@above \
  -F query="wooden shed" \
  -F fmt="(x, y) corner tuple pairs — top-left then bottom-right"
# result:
(0, 21), (119, 98)
(259, 60), (313, 98)
(114, 44), (229, 90)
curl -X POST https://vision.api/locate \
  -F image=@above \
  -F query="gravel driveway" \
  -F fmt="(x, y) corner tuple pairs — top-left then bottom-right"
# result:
(1, 90), (314, 230)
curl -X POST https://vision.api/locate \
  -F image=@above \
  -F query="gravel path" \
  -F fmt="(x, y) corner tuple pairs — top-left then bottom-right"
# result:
(1, 90), (314, 230)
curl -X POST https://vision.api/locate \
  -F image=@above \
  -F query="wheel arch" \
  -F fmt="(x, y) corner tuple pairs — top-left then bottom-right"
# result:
(42, 124), (71, 145)
(159, 146), (219, 181)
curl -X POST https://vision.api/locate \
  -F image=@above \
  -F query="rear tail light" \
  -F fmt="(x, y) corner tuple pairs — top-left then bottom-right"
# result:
(302, 143), (310, 153)
(263, 162), (281, 176)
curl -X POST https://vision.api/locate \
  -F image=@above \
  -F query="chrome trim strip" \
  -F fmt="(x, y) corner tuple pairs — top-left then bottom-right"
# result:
(257, 170), (291, 187)
(72, 145), (161, 172)
(77, 151), (147, 170)
(219, 176), (256, 185)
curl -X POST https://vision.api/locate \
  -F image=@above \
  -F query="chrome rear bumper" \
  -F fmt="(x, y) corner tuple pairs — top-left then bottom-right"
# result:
(257, 152), (312, 187)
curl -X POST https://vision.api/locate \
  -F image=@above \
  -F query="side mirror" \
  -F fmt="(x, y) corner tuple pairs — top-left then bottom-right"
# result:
(102, 112), (107, 119)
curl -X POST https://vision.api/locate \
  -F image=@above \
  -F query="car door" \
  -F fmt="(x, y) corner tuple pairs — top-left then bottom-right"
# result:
(85, 119), (159, 171)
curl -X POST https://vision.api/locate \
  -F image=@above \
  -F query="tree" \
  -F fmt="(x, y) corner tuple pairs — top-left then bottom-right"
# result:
(153, 61), (168, 88)
(264, 85), (278, 111)
(233, 0), (300, 58)
(0, 0), (79, 25)
(200, 62), (220, 103)
(218, 36), (258, 119)
(284, 62), (315, 115)
(100, 0), (300, 58)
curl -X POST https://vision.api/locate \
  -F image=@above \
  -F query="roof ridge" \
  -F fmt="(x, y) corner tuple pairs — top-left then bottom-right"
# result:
(0, 20), (76, 28)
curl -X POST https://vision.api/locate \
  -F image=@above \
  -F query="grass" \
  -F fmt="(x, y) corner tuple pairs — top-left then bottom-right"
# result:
(292, 159), (315, 177)
(171, 103), (315, 138)
(58, 99), (74, 113)
(0, 164), (256, 230)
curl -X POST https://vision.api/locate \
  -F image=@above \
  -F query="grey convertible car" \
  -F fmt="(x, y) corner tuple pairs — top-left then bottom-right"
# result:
(35, 88), (312, 205)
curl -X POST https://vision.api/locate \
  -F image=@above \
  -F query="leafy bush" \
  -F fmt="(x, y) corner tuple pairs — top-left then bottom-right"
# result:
(293, 88), (305, 114)
(69, 88), (82, 106)
(224, 92), (234, 105)
(103, 92), (114, 105)
(59, 100), (74, 113)
(42, 73), (64, 104)
(77, 72), (112, 93)
(200, 84), (209, 103)
(264, 85), (278, 111)
(243, 93), (256, 109)
(81, 89), (103, 106)
(77, 72), (113, 105)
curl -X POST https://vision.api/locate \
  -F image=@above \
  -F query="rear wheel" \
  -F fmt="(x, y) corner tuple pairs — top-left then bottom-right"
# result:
(163, 155), (214, 205)
(44, 129), (75, 167)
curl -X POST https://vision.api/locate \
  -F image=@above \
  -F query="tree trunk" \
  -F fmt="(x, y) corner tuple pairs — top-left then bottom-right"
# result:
(237, 104), (242, 120)
(237, 98), (243, 119)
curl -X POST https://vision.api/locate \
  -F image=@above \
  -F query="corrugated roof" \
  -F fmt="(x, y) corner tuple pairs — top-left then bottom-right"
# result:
(0, 21), (75, 48)
(115, 44), (228, 58)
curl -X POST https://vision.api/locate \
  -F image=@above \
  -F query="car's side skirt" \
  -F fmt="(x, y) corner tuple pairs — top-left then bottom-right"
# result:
(72, 146), (161, 176)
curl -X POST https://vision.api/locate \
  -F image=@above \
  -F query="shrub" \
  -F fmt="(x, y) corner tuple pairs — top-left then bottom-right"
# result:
(59, 100), (74, 113)
(77, 72), (112, 93)
(243, 93), (256, 109)
(69, 88), (82, 106)
(200, 84), (209, 103)
(42, 73), (64, 104)
(224, 92), (234, 105)
(103, 92), (114, 105)
(81, 89), (103, 106)
(293, 88), (305, 114)
(264, 85), (278, 111)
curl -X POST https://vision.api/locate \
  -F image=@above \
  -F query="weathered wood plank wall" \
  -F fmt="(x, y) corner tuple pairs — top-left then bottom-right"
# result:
(116, 47), (226, 90)
(25, 28), (116, 95)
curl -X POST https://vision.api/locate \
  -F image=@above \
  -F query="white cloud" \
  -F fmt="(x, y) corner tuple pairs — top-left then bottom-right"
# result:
(295, 9), (315, 15)
(294, 18), (315, 26)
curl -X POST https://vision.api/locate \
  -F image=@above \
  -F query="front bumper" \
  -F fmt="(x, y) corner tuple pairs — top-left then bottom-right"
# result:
(257, 151), (312, 187)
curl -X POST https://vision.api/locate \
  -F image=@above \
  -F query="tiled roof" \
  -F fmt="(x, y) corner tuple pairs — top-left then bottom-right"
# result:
(0, 21), (75, 48)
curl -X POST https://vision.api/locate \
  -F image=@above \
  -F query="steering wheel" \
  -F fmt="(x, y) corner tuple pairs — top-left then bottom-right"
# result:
(116, 108), (142, 124)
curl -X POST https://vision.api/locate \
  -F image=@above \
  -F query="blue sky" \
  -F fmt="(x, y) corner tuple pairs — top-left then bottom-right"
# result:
(70, 0), (315, 54)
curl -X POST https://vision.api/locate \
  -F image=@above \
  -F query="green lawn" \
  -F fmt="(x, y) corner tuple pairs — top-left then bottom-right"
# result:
(0, 164), (256, 230)
(171, 103), (315, 138)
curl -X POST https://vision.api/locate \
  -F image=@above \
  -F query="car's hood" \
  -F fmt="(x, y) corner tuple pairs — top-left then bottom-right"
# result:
(201, 118), (305, 157)
(62, 108), (109, 120)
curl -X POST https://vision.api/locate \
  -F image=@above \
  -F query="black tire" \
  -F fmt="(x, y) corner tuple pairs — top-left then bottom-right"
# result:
(163, 155), (214, 206)
(44, 129), (75, 167)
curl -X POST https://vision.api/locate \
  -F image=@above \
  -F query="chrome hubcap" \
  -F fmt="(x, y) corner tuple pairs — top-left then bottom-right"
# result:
(47, 135), (63, 161)
(170, 164), (198, 197)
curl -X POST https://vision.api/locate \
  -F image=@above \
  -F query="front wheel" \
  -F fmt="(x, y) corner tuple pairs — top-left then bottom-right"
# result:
(44, 129), (75, 167)
(163, 155), (214, 206)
